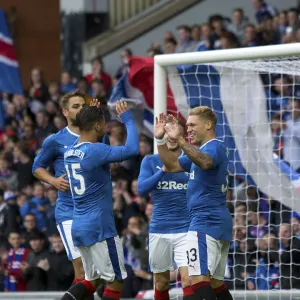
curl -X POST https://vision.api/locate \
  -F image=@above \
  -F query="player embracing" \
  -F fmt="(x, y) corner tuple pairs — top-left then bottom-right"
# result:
(60, 101), (139, 300)
(154, 107), (233, 300)
(137, 117), (193, 300)
(32, 91), (107, 299)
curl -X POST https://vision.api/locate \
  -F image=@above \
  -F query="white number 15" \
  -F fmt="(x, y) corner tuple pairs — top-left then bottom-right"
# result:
(65, 163), (86, 195)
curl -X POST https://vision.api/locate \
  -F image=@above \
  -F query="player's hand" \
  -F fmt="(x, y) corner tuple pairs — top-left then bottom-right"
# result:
(154, 112), (166, 139)
(51, 174), (70, 192)
(90, 98), (101, 108)
(116, 100), (129, 116)
(164, 114), (181, 140)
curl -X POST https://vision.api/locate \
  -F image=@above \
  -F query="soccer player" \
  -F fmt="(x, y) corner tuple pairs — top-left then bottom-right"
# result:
(137, 118), (193, 300)
(61, 102), (139, 300)
(32, 91), (106, 290)
(154, 107), (233, 300)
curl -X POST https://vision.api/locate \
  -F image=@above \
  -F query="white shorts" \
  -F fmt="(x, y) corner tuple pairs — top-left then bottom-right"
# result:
(186, 231), (230, 281)
(57, 220), (81, 261)
(79, 236), (127, 282)
(149, 232), (188, 273)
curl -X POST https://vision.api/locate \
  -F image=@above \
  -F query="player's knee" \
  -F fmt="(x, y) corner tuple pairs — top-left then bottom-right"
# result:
(155, 276), (169, 291)
(179, 267), (190, 288)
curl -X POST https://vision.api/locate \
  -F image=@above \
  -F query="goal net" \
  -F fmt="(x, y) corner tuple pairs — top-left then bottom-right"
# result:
(153, 44), (300, 300)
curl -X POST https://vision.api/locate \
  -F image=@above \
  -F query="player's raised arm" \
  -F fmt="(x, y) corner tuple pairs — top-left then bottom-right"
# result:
(165, 115), (214, 170)
(154, 113), (184, 172)
(76, 102), (139, 166)
(137, 156), (165, 196)
(32, 135), (70, 191)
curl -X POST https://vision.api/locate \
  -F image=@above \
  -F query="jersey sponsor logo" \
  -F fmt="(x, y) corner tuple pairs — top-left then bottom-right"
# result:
(156, 181), (187, 190)
(190, 170), (194, 180)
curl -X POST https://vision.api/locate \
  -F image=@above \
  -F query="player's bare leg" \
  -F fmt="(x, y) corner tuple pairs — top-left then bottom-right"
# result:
(71, 258), (95, 300)
(154, 271), (170, 300)
(211, 278), (233, 300)
(179, 267), (194, 300)
(190, 274), (216, 300)
(72, 257), (85, 280)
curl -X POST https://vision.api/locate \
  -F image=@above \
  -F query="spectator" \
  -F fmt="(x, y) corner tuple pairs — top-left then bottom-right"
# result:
(243, 24), (259, 47)
(175, 25), (198, 53)
(278, 10), (288, 38)
(4, 103), (18, 131)
(12, 142), (34, 190)
(45, 188), (57, 237)
(115, 48), (133, 78)
(0, 158), (18, 191)
(28, 67), (49, 104)
(20, 182), (49, 232)
(60, 71), (76, 93)
(282, 99), (300, 172)
(20, 213), (40, 246)
(249, 233), (279, 290)
(164, 38), (177, 54)
(5, 231), (30, 291)
(163, 31), (175, 43)
(230, 239), (256, 290)
(21, 231), (49, 291)
(220, 31), (239, 49)
(122, 216), (152, 291)
(191, 24), (201, 42)
(76, 76), (91, 95)
(35, 111), (56, 147)
(45, 100), (59, 122)
(278, 223), (300, 289)
(42, 232), (73, 291)
(209, 15), (227, 49)
(247, 203), (269, 239)
(48, 81), (61, 102)
(227, 8), (249, 41)
(0, 189), (9, 242)
(86, 56), (111, 91)
(286, 8), (300, 34)
(53, 115), (67, 131)
(257, 15), (281, 45)
(252, 0), (278, 24)
(22, 124), (37, 154)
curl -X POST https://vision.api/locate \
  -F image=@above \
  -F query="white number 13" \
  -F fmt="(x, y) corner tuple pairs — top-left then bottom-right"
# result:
(65, 163), (86, 195)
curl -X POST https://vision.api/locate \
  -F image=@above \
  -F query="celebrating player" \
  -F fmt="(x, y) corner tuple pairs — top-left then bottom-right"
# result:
(137, 117), (192, 300)
(32, 91), (107, 296)
(60, 101), (139, 300)
(154, 107), (233, 300)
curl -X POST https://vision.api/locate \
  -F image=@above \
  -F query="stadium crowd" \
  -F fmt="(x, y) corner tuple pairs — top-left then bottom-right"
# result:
(0, 0), (300, 294)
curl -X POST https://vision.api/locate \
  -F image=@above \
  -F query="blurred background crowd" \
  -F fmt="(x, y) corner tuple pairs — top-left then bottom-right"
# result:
(0, 0), (300, 295)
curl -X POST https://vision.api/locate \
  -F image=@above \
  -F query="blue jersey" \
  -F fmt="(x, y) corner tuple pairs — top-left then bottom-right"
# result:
(32, 127), (110, 224)
(178, 139), (232, 241)
(32, 127), (79, 224)
(138, 154), (190, 234)
(64, 110), (139, 247)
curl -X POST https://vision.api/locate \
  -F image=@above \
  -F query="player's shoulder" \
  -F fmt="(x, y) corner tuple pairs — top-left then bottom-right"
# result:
(56, 127), (79, 140)
(202, 139), (225, 151)
(142, 154), (160, 165)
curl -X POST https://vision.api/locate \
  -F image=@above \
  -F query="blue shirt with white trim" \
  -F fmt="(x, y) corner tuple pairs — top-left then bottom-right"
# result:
(32, 127), (110, 225)
(138, 154), (190, 234)
(179, 139), (232, 241)
(64, 110), (139, 247)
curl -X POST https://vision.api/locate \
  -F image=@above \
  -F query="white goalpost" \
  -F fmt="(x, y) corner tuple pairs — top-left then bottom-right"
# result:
(153, 43), (300, 300)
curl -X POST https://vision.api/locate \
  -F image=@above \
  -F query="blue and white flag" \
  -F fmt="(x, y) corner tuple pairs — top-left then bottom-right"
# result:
(109, 57), (300, 211)
(0, 9), (23, 94)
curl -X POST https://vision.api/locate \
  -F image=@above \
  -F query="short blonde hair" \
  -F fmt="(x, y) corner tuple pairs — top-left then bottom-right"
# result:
(189, 106), (217, 128)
